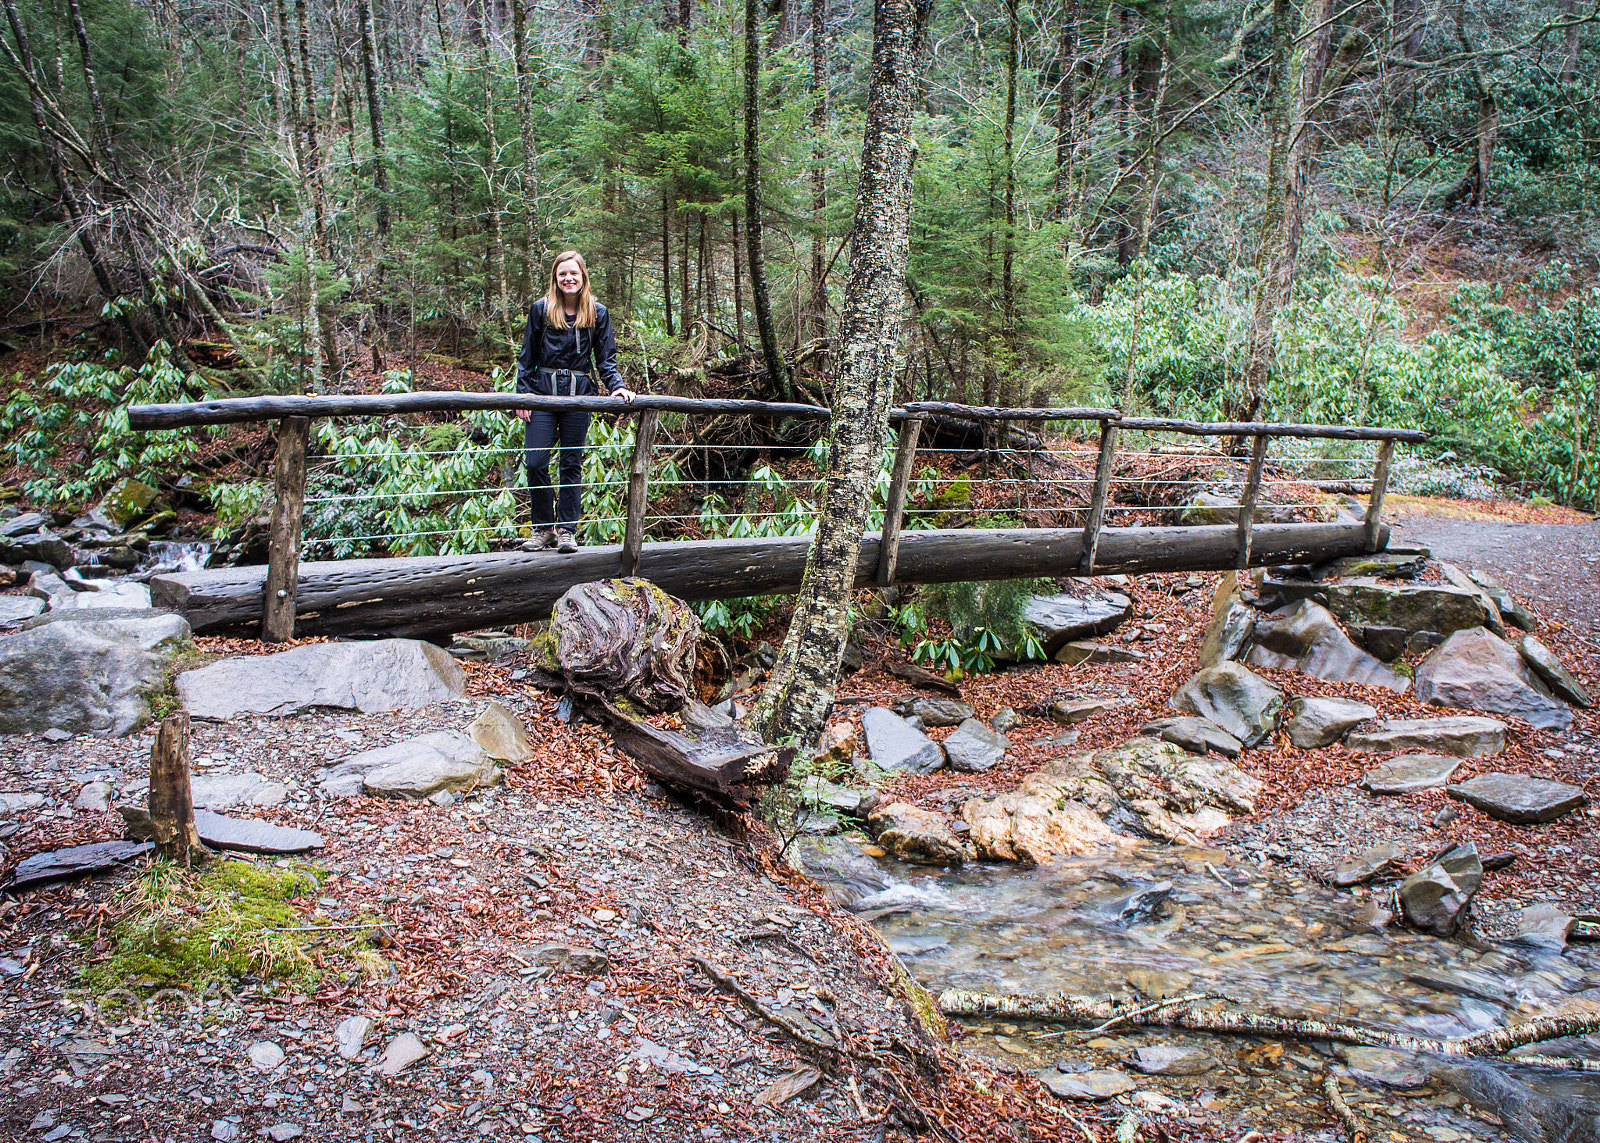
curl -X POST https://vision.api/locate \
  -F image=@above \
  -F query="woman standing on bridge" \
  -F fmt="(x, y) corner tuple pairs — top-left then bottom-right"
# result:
(514, 250), (636, 553)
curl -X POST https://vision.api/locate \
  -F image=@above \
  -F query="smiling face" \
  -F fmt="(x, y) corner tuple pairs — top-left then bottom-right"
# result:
(554, 258), (584, 304)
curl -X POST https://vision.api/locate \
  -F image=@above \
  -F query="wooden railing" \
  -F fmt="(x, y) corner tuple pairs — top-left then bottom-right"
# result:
(128, 393), (1426, 642)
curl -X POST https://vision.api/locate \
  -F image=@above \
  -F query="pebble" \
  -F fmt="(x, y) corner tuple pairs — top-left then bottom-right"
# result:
(209, 1121), (239, 1142)
(247, 1042), (286, 1071)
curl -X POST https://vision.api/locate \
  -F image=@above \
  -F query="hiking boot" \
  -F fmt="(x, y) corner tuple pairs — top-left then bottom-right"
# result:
(520, 527), (557, 552)
(556, 529), (579, 554)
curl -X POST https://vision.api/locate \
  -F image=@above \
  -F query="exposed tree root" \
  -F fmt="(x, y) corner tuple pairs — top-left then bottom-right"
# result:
(938, 989), (1600, 1058)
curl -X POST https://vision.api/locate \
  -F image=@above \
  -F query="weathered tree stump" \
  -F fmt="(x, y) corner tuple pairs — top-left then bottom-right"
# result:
(148, 714), (205, 862)
(540, 579), (700, 714)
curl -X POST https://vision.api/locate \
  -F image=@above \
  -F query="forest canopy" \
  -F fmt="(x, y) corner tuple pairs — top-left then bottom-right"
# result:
(0, 0), (1596, 506)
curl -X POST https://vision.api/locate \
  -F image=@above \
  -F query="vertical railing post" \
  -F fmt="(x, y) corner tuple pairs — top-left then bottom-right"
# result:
(621, 409), (660, 578)
(262, 416), (310, 642)
(1364, 439), (1396, 553)
(875, 417), (924, 587)
(1078, 418), (1118, 575)
(1235, 432), (1269, 570)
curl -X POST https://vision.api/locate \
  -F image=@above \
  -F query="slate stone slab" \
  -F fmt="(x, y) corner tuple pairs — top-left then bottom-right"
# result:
(1049, 695), (1132, 724)
(1198, 572), (1255, 670)
(1344, 716), (1505, 758)
(192, 809), (324, 854)
(179, 639), (466, 720)
(0, 596), (45, 624)
(1039, 1070), (1136, 1100)
(1313, 552), (1427, 581)
(190, 772), (288, 810)
(1248, 600), (1410, 693)
(1169, 662), (1284, 747)
(1324, 580), (1491, 637)
(1361, 754), (1463, 794)
(322, 730), (500, 799)
(1056, 640), (1146, 666)
(1513, 904), (1575, 952)
(941, 718), (1009, 773)
(784, 836), (892, 908)
(1282, 695), (1378, 749)
(1129, 1046), (1216, 1076)
(1023, 590), (1132, 653)
(49, 583), (152, 611)
(862, 707), (945, 774)
(1518, 636), (1593, 708)
(468, 701), (533, 761)
(1415, 628), (1572, 731)
(1141, 716), (1243, 758)
(1334, 842), (1404, 887)
(0, 512), (47, 538)
(889, 697), (974, 727)
(3, 840), (153, 892)
(1446, 773), (1588, 824)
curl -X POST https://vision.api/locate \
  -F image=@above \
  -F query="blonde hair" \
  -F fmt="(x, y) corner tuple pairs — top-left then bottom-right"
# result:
(542, 250), (597, 329)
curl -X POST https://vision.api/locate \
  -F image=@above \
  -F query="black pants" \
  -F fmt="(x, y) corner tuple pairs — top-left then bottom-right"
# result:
(524, 408), (591, 530)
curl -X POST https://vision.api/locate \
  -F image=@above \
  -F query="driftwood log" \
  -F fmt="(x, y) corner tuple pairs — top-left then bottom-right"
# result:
(585, 697), (793, 807)
(149, 521), (1389, 640)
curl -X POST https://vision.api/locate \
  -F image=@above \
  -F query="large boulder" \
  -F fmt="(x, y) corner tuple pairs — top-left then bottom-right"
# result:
(1323, 580), (1492, 639)
(1517, 636), (1592, 708)
(320, 731), (501, 799)
(962, 764), (1129, 864)
(1414, 628), (1572, 731)
(1247, 601), (1409, 693)
(1023, 589), (1132, 655)
(1169, 662), (1283, 747)
(862, 707), (945, 774)
(178, 639), (465, 719)
(541, 579), (699, 713)
(867, 802), (969, 865)
(0, 610), (191, 736)
(1445, 773), (1587, 824)
(1344, 716), (1506, 758)
(1281, 696), (1377, 749)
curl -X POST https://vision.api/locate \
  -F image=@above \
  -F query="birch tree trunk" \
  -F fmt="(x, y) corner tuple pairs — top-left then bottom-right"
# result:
(751, 0), (931, 748)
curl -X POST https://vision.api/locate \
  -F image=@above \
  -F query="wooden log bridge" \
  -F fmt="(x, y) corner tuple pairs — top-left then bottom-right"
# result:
(150, 521), (1387, 640)
(127, 391), (1425, 642)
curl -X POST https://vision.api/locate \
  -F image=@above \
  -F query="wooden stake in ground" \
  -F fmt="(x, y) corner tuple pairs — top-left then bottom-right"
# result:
(148, 714), (203, 862)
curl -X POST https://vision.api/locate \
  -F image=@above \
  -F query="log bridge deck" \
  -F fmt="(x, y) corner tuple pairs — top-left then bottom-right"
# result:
(128, 393), (1426, 642)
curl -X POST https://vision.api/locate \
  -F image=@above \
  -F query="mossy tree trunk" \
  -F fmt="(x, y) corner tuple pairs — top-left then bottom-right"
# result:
(751, 0), (931, 748)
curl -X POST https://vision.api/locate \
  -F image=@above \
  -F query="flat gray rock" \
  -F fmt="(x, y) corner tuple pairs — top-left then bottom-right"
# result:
(1513, 904), (1575, 952)
(3, 840), (153, 892)
(193, 809), (324, 854)
(1446, 773), (1587, 824)
(1325, 580), (1492, 637)
(73, 781), (113, 811)
(862, 707), (944, 774)
(322, 730), (500, 799)
(942, 718), (1009, 773)
(1361, 754), (1463, 794)
(0, 596), (45, 624)
(1415, 628), (1572, 731)
(178, 639), (466, 720)
(1345, 716), (1505, 758)
(378, 1033), (429, 1077)
(1518, 635), (1593, 708)
(1282, 695), (1378, 749)
(0, 612), (191, 737)
(889, 697), (973, 727)
(1055, 640), (1145, 666)
(1024, 590), (1132, 653)
(784, 836), (892, 908)
(1039, 1069), (1135, 1100)
(0, 511), (47, 537)
(799, 775), (869, 817)
(335, 1015), (373, 1060)
(1129, 1046), (1216, 1075)
(190, 772), (288, 810)
(1049, 695), (1131, 724)
(49, 582), (152, 611)
(467, 700), (533, 761)
(1248, 600), (1409, 693)
(1169, 662), (1283, 747)
(1398, 843), (1482, 937)
(1141, 716), (1243, 758)
(1334, 842), (1405, 887)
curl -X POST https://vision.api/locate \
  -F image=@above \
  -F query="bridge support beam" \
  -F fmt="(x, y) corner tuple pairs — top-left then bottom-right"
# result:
(152, 521), (1389, 642)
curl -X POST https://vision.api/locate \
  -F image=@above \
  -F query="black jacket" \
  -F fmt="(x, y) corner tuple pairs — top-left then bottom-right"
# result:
(515, 298), (625, 395)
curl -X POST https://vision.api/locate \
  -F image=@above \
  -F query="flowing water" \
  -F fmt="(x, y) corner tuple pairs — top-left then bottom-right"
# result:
(138, 540), (212, 574)
(864, 846), (1600, 1138)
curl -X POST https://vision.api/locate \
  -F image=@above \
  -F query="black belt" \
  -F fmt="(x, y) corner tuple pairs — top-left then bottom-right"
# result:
(535, 367), (589, 394)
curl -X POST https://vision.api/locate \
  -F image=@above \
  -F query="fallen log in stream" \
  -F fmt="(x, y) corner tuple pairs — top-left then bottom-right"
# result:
(150, 521), (1387, 640)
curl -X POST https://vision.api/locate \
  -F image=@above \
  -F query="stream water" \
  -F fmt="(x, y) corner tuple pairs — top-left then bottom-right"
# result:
(863, 846), (1600, 1138)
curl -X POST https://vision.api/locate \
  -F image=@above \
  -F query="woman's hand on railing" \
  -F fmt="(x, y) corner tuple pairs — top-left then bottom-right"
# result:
(514, 408), (531, 421)
(613, 387), (637, 403)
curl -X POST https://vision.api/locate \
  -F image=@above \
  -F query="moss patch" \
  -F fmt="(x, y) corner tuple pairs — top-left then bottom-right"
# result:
(146, 645), (216, 721)
(81, 859), (340, 996)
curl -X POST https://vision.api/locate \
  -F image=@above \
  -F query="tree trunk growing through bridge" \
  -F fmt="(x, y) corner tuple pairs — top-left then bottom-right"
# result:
(751, 0), (930, 748)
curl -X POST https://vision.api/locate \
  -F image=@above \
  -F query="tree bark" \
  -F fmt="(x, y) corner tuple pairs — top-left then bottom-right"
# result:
(1239, 0), (1294, 423)
(751, 0), (931, 747)
(511, 0), (540, 270)
(745, 0), (792, 400)
(148, 714), (203, 863)
(1001, 0), (1017, 332)
(357, 0), (391, 237)
(807, 0), (829, 342)
(481, 45), (513, 347)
